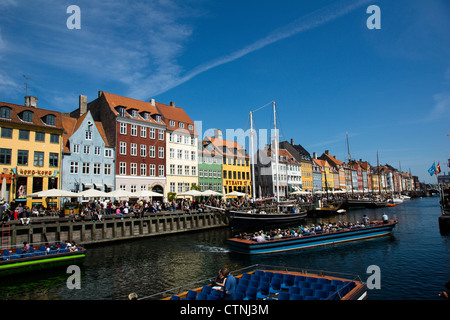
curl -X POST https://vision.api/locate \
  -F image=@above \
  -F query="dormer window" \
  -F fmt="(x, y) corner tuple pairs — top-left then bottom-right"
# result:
(43, 114), (56, 126)
(179, 122), (184, 129)
(142, 112), (150, 120)
(0, 106), (11, 119)
(188, 124), (193, 131)
(117, 107), (126, 117)
(169, 120), (175, 127)
(155, 115), (161, 122)
(131, 110), (138, 118)
(21, 110), (33, 122)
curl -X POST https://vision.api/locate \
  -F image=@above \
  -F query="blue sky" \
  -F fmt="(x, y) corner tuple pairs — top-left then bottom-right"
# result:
(0, 0), (449, 183)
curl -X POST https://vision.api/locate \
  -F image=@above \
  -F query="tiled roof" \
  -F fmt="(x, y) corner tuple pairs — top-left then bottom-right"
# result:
(204, 136), (248, 158)
(155, 101), (197, 136)
(0, 100), (63, 130)
(100, 91), (166, 126)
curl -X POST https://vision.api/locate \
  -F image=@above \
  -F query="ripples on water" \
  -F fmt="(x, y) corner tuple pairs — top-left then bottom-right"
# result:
(0, 197), (448, 300)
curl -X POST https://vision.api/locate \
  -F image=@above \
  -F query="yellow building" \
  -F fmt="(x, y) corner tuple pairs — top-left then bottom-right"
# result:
(280, 139), (313, 192)
(204, 131), (251, 197)
(0, 97), (63, 209)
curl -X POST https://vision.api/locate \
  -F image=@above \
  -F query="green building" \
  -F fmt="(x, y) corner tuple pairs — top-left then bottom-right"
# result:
(198, 140), (223, 193)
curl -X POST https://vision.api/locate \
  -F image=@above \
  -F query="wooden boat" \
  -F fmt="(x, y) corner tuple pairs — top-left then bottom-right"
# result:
(206, 204), (307, 230)
(227, 220), (397, 254)
(0, 243), (86, 277)
(308, 202), (346, 216)
(140, 264), (367, 301)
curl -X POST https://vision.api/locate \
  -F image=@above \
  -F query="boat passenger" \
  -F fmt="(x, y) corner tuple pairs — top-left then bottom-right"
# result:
(23, 241), (30, 252)
(382, 213), (389, 224)
(214, 268), (236, 300)
(362, 214), (370, 225)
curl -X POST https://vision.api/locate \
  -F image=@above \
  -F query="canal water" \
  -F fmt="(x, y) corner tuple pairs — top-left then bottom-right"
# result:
(0, 196), (448, 300)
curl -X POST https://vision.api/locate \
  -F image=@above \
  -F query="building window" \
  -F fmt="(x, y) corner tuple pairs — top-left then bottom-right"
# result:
(119, 162), (126, 175)
(184, 150), (189, 160)
(1, 127), (12, 138)
(159, 165), (164, 177)
(169, 120), (175, 127)
(177, 149), (182, 159)
(73, 144), (80, 153)
(158, 147), (164, 159)
(170, 182), (175, 193)
(93, 163), (101, 175)
(18, 130), (30, 140)
(191, 166), (196, 176)
(94, 146), (101, 155)
(0, 107), (11, 119)
(17, 150), (28, 166)
(104, 148), (113, 158)
(70, 161), (79, 174)
(34, 151), (44, 166)
(85, 131), (92, 140)
(140, 126), (147, 138)
(20, 110), (32, 122)
(49, 153), (58, 167)
(130, 185), (136, 193)
(169, 148), (174, 159)
(0, 148), (11, 164)
(131, 124), (137, 136)
(35, 132), (45, 142)
(104, 163), (111, 175)
(178, 183), (183, 193)
(179, 122), (184, 129)
(140, 144), (146, 157)
(149, 145), (155, 158)
(120, 123), (127, 134)
(191, 151), (196, 161)
(149, 128), (155, 139)
(185, 166), (190, 176)
(43, 114), (56, 126)
(177, 165), (183, 175)
(82, 162), (90, 174)
(130, 163), (137, 175)
(130, 143), (137, 156)
(84, 145), (90, 154)
(120, 142), (127, 155)
(149, 164), (155, 177)
(170, 164), (175, 175)
(140, 164), (147, 176)
(50, 134), (59, 143)
(158, 130), (164, 140)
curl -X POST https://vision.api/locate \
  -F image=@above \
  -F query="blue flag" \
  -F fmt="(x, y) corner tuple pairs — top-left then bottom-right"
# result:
(428, 162), (436, 176)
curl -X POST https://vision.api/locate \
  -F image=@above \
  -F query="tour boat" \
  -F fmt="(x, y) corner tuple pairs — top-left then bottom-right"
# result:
(0, 243), (86, 277)
(141, 264), (367, 301)
(227, 220), (397, 254)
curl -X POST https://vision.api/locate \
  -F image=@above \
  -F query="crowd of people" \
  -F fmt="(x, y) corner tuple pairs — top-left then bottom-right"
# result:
(237, 213), (390, 242)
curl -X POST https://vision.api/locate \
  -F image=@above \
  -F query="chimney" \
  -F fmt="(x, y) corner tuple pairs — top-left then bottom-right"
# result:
(214, 129), (223, 140)
(170, 101), (176, 107)
(313, 152), (317, 159)
(79, 95), (87, 116)
(98, 91), (103, 98)
(290, 138), (294, 145)
(150, 98), (156, 106)
(325, 150), (329, 155)
(25, 96), (38, 108)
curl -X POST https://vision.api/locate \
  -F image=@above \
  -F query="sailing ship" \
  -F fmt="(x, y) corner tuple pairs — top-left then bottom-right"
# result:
(208, 101), (307, 230)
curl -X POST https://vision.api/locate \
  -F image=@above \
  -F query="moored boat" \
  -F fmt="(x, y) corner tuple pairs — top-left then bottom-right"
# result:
(140, 264), (367, 301)
(1, 243), (86, 277)
(227, 220), (397, 254)
(206, 204), (307, 230)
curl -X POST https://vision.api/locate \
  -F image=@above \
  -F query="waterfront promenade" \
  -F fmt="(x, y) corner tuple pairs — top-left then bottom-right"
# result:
(1, 210), (229, 248)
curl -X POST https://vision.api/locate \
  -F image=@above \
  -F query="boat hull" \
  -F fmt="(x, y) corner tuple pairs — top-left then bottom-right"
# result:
(0, 249), (86, 277)
(227, 210), (307, 230)
(228, 222), (397, 254)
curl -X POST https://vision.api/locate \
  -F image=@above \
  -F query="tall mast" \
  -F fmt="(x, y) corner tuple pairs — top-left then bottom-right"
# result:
(250, 111), (256, 199)
(273, 101), (280, 202)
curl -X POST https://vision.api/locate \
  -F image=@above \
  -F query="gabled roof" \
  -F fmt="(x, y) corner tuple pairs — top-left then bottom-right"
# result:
(62, 111), (111, 153)
(0, 100), (63, 131)
(279, 141), (311, 162)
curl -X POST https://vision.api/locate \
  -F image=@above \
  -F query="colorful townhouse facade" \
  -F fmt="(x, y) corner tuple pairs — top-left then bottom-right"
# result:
(83, 91), (167, 200)
(279, 139), (313, 192)
(198, 140), (223, 193)
(0, 97), (63, 209)
(61, 104), (115, 193)
(156, 100), (198, 198)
